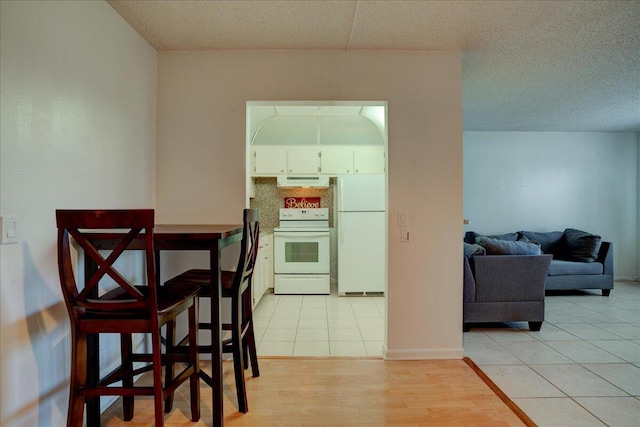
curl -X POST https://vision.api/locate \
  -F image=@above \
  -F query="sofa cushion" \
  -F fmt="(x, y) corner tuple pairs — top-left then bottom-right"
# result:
(518, 231), (565, 255)
(464, 242), (486, 257)
(548, 260), (604, 276)
(562, 228), (602, 262)
(465, 231), (518, 244)
(476, 236), (542, 255)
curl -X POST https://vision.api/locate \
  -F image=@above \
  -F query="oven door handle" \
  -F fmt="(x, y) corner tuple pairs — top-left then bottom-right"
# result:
(275, 231), (329, 238)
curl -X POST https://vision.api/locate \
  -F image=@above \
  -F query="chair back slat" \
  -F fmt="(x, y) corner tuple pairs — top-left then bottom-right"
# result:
(56, 209), (156, 316)
(70, 227), (146, 303)
(233, 209), (260, 294)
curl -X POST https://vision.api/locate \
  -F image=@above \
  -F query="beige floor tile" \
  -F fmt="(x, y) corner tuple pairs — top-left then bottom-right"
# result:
(297, 316), (328, 328)
(463, 341), (523, 365)
(330, 340), (367, 357)
(328, 328), (362, 341)
(582, 363), (640, 395)
(295, 328), (329, 342)
(590, 339), (640, 363)
(293, 341), (330, 356)
(544, 340), (626, 363)
(479, 365), (564, 398)
(513, 397), (607, 427)
(574, 397), (640, 427)
(498, 341), (574, 364)
(364, 341), (384, 357)
(257, 341), (294, 356)
(530, 364), (627, 397)
(261, 327), (297, 342)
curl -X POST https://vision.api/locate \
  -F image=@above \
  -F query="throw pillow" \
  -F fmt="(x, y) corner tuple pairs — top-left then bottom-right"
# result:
(476, 236), (542, 255)
(465, 231), (518, 244)
(562, 228), (602, 262)
(518, 231), (564, 255)
(517, 234), (541, 246)
(464, 242), (486, 257)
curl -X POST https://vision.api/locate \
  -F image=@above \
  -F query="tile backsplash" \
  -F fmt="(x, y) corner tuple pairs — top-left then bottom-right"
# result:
(250, 177), (334, 231)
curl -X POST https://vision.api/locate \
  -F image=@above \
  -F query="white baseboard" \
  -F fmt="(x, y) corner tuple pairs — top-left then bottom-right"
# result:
(383, 346), (465, 360)
(615, 277), (640, 282)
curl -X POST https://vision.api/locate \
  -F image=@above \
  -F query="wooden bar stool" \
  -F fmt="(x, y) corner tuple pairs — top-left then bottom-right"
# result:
(56, 209), (200, 427)
(164, 208), (260, 413)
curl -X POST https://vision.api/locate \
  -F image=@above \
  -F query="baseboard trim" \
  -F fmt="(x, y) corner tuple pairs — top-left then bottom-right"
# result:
(383, 346), (464, 360)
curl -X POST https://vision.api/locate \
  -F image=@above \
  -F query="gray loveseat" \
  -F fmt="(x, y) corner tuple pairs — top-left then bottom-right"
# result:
(463, 254), (552, 331)
(464, 229), (614, 296)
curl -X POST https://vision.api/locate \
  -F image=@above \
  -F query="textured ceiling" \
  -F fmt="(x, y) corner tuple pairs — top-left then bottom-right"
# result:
(107, 0), (640, 132)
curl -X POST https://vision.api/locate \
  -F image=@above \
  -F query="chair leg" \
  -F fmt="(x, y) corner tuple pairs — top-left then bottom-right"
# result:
(246, 321), (260, 377)
(188, 300), (201, 421)
(163, 320), (176, 412)
(120, 333), (134, 421)
(233, 334), (248, 412)
(151, 331), (165, 427)
(242, 291), (251, 370)
(68, 331), (86, 427)
(233, 299), (248, 413)
(243, 337), (250, 369)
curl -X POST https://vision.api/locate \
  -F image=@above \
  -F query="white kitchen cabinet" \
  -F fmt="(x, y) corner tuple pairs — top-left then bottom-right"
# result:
(353, 147), (385, 174)
(252, 146), (287, 175)
(287, 147), (320, 174)
(252, 145), (385, 176)
(252, 232), (273, 308)
(320, 148), (353, 174)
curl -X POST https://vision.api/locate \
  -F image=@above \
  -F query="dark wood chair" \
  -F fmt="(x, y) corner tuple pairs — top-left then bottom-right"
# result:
(163, 208), (260, 413)
(56, 209), (200, 427)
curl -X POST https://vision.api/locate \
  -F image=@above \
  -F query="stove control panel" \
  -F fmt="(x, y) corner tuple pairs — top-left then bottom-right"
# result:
(279, 208), (328, 220)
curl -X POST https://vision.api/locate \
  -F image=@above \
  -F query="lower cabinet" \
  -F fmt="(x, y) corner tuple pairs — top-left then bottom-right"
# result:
(252, 232), (273, 309)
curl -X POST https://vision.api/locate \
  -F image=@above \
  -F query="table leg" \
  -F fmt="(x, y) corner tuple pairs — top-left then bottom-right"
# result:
(211, 242), (223, 426)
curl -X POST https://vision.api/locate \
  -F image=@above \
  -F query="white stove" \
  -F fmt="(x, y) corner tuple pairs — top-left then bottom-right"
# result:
(273, 208), (330, 294)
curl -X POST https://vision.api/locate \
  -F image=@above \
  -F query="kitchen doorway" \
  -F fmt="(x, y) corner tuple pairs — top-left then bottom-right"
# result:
(246, 101), (388, 357)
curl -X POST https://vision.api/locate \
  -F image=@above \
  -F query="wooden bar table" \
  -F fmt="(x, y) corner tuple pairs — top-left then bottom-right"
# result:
(85, 224), (243, 427)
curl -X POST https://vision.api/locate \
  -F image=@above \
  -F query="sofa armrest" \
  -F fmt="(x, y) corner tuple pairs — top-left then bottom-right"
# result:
(597, 241), (613, 275)
(470, 255), (552, 302)
(463, 257), (476, 302)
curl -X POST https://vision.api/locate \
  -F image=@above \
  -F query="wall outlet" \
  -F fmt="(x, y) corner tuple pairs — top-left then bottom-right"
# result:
(0, 215), (19, 244)
(400, 226), (410, 242)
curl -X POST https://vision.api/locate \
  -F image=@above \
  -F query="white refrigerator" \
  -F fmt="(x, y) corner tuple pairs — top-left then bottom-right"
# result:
(337, 174), (386, 295)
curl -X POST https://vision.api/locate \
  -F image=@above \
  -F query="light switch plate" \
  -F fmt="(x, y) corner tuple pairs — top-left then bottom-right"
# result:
(399, 212), (409, 227)
(0, 215), (19, 244)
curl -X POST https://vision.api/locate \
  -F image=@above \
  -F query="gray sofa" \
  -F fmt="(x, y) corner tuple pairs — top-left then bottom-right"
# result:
(463, 254), (552, 331)
(464, 229), (614, 296)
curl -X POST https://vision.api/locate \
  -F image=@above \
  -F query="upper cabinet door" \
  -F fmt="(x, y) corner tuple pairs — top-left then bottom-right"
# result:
(353, 147), (385, 174)
(287, 147), (320, 174)
(253, 146), (287, 175)
(320, 148), (353, 175)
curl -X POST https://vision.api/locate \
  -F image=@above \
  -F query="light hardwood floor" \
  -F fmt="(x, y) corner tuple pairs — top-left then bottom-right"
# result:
(101, 358), (528, 426)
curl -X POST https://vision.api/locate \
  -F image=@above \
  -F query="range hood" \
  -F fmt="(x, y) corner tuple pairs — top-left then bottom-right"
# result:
(277, 176), (329, 188)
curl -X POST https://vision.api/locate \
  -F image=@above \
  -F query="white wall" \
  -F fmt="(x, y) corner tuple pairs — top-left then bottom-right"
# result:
(464, 132), (638, 280)
(156, 51), (464, 359)
(0, 2), (157, 426)
(637, 133), (640, 278)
